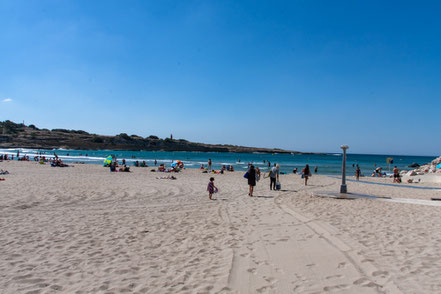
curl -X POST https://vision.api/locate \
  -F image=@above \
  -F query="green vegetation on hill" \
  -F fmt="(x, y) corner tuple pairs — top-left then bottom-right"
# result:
(0, 120), (299, 153)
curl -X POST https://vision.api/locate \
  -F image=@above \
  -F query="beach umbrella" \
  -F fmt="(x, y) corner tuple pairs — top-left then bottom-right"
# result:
(103, 155), (112, 166)
(171, 160), (183, 168)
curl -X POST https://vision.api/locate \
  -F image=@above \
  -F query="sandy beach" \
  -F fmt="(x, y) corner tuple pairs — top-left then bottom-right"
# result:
(1, 161), (441, 293)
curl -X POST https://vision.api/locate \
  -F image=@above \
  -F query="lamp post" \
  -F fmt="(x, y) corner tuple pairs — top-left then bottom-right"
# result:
(340, 145), (349, 193)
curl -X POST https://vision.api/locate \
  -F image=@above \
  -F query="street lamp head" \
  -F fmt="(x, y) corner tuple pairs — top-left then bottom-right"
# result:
(340, 145), (349, 150)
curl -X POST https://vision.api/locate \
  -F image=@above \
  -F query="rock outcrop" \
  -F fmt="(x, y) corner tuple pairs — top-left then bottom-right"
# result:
(410, 156), (441, 174)
(0, 120), (309, 154)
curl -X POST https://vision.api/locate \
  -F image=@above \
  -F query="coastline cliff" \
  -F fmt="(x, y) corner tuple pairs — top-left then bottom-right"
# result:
(0, 120), (315, 154)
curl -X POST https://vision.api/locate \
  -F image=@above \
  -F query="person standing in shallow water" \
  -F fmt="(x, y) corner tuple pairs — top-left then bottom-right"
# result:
(247, 165), (256, 197)
(208, 159), (212, 170)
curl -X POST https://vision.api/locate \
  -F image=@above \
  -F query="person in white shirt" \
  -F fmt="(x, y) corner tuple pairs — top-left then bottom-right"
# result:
(269, 164), (279, 190)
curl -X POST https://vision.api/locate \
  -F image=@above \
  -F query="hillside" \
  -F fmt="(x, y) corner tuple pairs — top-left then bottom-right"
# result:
(0, 120), (302, 154)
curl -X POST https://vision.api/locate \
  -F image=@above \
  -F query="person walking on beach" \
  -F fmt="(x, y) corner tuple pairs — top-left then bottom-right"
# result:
(269, 164), (279, 190)
(256, 167), (261, 182)
(247, 165), (256, 196)
(208, 159), (212, 170)
(207, 177), (217, 200)
(355, 164), (361, 181)
(302, 164), (311, 186)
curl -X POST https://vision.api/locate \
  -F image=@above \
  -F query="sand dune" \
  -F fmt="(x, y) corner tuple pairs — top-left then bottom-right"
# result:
(1, 161), (441, 293)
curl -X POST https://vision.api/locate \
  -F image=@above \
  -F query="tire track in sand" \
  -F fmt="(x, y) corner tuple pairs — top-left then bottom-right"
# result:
(274, 184), (402, 294)
(224, 175), (402, 293)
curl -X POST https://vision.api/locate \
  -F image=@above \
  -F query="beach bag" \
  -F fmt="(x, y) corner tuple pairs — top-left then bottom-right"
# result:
(301, 173), (304, 179)
(243, 172), (249, 179)
(275, 181), (281, 190)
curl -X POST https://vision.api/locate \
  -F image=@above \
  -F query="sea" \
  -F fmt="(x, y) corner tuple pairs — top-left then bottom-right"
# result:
(0, 148), (437, 176)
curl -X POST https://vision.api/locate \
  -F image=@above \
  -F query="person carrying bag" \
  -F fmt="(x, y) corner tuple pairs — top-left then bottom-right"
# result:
(269, 163), (280, 190)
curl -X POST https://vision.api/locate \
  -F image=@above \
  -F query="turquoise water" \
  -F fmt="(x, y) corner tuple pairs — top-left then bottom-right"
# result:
(0, 148), (437, 175)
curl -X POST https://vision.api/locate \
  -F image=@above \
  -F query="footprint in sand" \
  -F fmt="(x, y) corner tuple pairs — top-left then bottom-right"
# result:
(256, 286), (269, 293)
(293, 273), (307, 281)
(264, 276), (277, 284)
(323, 284), (350, 291)
(372, 270), (389, 277)
(337, 262), (347, 269)
(400, 266), (410, 272)
(292, 284), (305, 292)
(325, 274), (343, 280)
(50, 285), (63, 291)
(353, 277), (370, 285)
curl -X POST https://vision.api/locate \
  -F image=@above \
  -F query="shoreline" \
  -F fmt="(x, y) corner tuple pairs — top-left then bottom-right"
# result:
(1, 147), (438, 176)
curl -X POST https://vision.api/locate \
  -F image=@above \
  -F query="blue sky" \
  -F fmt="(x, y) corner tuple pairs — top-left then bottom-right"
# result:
(1, 0), (440, 156)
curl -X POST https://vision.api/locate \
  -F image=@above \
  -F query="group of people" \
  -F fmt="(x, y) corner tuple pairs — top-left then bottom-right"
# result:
(107, 158), (164, 169)
(0, 154), (13, 161)
(371, 167), (386, 177)
(355, 164), (401, 183)
(200, 161), (235, 173)
(50, 158), (68, 167)
(157, 163), (181, 172)
(207, 163), (314, 199)
(109, 162), (130, 172)
(133, 160), (149, 167)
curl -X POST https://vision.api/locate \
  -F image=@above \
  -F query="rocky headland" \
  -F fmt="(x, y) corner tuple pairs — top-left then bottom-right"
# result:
(0, 120), (311, 154)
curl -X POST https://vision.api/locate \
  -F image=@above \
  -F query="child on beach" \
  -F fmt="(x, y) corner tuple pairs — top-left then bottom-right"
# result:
(207, 177), (218, 200)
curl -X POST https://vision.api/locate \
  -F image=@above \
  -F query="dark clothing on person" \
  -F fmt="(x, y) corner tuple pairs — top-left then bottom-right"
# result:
(270, 177), (276, 190)
(304, 166), (310, 176)
(248, 168), (256, 186)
